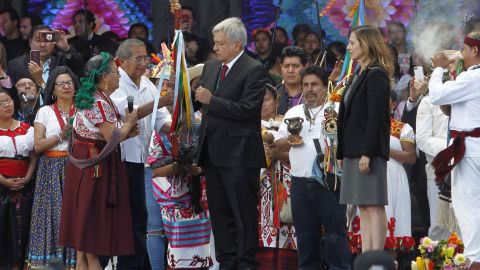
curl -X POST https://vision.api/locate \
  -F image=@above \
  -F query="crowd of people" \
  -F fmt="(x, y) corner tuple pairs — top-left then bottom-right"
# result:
(0, 4), (480, 270)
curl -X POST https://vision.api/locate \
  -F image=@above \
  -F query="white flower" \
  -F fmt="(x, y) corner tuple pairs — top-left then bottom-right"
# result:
(454, 254), (466, 265)
(411, 261), (418, 270)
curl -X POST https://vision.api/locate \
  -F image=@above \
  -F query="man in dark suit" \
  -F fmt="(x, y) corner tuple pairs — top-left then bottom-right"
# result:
(67, 9), (103, 63)
(194, 17), (267, 270)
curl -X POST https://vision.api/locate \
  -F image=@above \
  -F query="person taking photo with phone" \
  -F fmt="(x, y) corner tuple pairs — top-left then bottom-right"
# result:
(6, 25), (84, 100)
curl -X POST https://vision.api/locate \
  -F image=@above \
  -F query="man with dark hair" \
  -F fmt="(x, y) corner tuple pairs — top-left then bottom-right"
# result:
(429, 32), (480, 269)
(275, 65), (351, 270)
(67, 8), (102, 62)
(19, 13), (43, 40)
(128, 23), (156, 55)
(0, 8), (28, 61)
(128, 23), (148, 40)
(276, 46), (307, 115)
(7, 25), (83, 98)
(111, 38), (173, 270)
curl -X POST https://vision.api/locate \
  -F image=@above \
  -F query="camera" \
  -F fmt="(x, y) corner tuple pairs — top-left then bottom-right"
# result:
(38, 31), (59, 42)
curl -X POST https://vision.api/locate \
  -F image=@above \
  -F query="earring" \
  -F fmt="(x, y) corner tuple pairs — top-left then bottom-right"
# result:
(52, 92), (57, 100)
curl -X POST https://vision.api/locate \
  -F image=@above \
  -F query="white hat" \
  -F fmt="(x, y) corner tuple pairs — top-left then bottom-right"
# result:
(187, 64), (204, 83)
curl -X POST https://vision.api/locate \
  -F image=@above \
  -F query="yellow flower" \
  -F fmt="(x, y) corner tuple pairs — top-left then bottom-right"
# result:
(445, 258), (452, 265)
(421, 237), (432, 247)
(411, 261), (419, 270)
(454, 254), (466, 265)
(446, 247), (455, 258)
(416, 257), (425, 270)
(440, 247), (446, 257)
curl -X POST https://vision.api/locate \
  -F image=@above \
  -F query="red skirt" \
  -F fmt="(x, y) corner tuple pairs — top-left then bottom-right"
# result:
(59, 135), (134, 256)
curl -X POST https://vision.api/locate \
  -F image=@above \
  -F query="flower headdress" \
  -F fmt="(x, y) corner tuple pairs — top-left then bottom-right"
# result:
(251, 27), (272, 39)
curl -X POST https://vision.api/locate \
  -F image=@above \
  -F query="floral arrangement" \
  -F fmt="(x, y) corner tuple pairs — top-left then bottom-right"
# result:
(411, 232), (466, 270)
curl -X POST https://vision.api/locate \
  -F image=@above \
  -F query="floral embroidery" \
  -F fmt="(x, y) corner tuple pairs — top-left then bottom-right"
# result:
(390, 118), (405, 139)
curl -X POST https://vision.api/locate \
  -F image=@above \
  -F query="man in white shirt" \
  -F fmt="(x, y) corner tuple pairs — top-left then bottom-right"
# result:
(275, 65), (350, 270)
(111, 39), (173, 270)
(429, 32), (480, 269)
(416, 94), (451, 240)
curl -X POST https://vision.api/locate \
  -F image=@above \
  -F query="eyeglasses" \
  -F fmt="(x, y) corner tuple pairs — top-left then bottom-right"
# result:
(54, 80), (74, 88)
(0, 99), (13, 108)
(16, 81), (36, 88)
(128, 55), (151, 63)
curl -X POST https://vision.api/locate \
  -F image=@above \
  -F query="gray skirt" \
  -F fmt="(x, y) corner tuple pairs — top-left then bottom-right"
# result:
(340, 157), (388, 205)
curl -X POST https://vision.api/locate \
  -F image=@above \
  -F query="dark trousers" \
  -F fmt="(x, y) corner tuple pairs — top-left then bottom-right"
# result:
(117, 162), (148, 270)
(204, 158), (260, 270)
(291, 177), (351, 270)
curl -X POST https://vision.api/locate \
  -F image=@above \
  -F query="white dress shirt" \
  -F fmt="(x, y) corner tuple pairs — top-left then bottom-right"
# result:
(429, 65), (480, 157)
(416, 95), (449, 178)
(110, 68), (172, 163)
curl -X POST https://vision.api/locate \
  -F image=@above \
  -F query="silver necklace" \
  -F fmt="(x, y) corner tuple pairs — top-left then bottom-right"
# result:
(304, 104), (324, 132)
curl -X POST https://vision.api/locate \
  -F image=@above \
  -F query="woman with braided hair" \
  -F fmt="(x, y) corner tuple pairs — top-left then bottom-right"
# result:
(59, 52), (139, 270)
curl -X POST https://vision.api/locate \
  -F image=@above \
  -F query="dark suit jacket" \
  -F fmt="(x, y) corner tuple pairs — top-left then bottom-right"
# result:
(337, 66), (390, 160)
(68, 34), (103, 63)
(6, 48), (84, 86)
(196, 52), (267, 168)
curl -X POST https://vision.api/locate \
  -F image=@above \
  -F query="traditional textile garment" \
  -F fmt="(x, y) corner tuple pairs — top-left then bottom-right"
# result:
(415, 96), (452, 240)
(429, 64), (480, 263)
(259, 120), (297, 251)
(0, 122), (34, 267)
(27, 105), (76, 269)
(148, 131), (212, 269)
(348, 119), (416, 251)
(258, 120), (298, 270)
(59, 92), (134, 256)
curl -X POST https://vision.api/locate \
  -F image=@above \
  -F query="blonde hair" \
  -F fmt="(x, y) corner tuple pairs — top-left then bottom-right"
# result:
(351, 25), (394, 79)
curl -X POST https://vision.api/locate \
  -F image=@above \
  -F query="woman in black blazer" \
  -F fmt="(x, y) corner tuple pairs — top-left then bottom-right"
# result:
(336, 25), (393, 251)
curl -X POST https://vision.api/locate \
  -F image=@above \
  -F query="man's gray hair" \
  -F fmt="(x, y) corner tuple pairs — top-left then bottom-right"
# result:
(116, 39), (145, 58)
(212, 17), (247, 47)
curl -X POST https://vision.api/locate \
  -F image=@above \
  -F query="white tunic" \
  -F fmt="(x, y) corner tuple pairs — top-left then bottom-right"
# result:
(386, 123), (414, 237)
(429, 64), (480, 263)
(415, 95), (452, 240)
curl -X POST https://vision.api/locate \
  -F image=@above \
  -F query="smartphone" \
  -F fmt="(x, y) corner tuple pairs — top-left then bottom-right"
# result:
(181, 14), (190, 24)
(38, 31), (59, 42)
(30, 50), (40, 65)
(414, 66), (425, 81)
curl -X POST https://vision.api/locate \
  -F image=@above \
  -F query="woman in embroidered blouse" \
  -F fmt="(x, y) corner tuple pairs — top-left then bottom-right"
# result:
(0, 89), (38, 270)
(59, 53), (139, 270)
(26, 66), (78, 269)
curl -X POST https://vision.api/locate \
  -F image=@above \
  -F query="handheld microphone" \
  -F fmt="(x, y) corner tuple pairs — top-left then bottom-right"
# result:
(127, 96), (134, 113)
(20, 93), (28, 102)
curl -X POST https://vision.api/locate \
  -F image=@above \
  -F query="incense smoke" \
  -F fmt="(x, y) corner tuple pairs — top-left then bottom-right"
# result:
(410, 1), (466, 62)
(412, 21), (463, 61)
